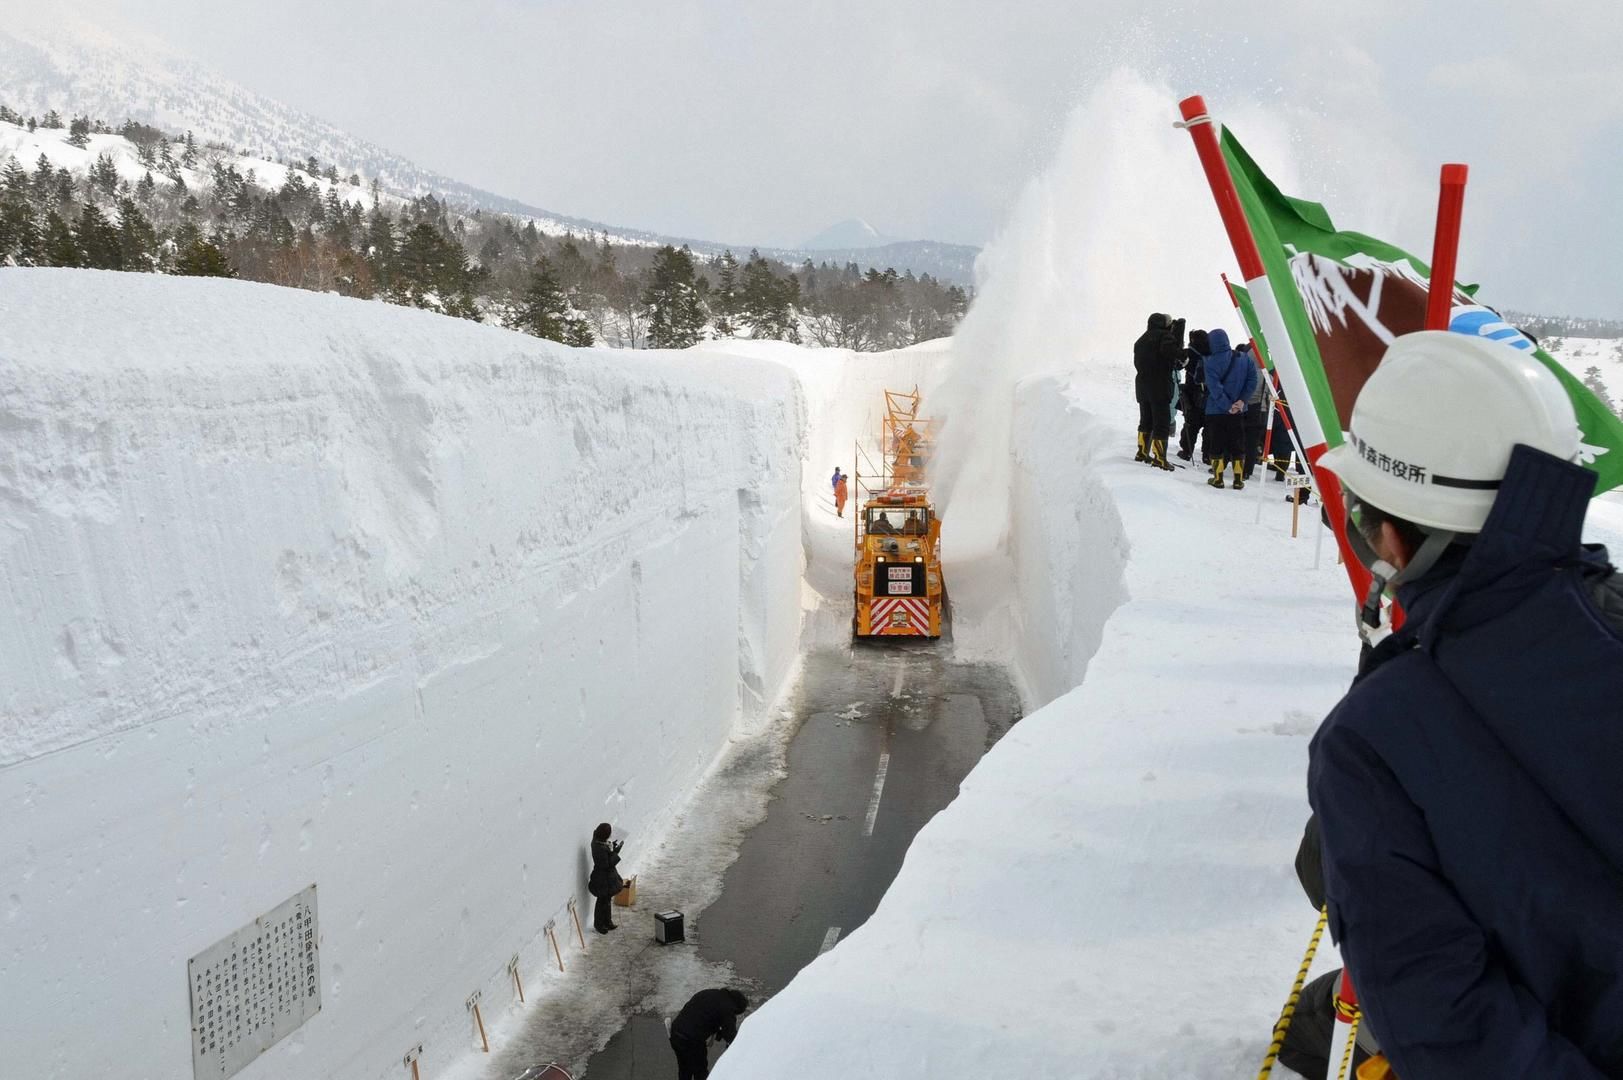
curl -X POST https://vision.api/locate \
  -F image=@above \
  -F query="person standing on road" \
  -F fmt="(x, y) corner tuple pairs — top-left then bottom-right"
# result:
(670, 987), (749, 1080)
(587, 822), (624, 934)
(834, 469), (849, 518)
(1201, 328), (1256, 489)
(1309, 332), (1623, 1078)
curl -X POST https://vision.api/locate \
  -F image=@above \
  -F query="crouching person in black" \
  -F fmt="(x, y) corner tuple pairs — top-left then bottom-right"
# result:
(588, 822), (624, 934)
(670, 987), (749, 1080)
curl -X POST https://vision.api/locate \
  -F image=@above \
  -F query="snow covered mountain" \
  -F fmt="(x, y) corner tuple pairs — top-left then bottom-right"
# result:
(801, 218), (893, 250)
(0, 14), (980, 283)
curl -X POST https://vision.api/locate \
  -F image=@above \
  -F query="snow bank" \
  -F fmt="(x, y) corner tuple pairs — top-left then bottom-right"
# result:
(0, 268), (803, 1080)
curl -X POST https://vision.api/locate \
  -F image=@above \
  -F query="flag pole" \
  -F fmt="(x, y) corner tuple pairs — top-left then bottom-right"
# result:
(1424, 164), (1469, 331)
(1178, 95), (1371, 601)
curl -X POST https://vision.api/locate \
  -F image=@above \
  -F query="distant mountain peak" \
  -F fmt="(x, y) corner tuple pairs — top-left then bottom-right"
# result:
(801, 219), (892, 251)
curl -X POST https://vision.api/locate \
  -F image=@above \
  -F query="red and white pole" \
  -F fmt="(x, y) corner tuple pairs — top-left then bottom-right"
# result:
(1177, 95), (1371, 601)
(1425, 164), (1469, 331)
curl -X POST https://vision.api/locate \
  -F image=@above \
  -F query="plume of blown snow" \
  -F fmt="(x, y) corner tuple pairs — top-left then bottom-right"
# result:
(933, 68), (1300, 556)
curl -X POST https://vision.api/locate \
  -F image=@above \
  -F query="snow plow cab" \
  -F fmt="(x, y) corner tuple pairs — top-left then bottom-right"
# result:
(852, 389), (944, 639)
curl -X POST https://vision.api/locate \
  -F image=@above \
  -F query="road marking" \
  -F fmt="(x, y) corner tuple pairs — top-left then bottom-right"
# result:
(863, 749), (890, 837)
(890, 667), (905, 698)
(818, 926), (842, 955)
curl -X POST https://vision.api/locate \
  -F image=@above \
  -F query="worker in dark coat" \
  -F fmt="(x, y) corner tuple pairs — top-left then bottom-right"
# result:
(1200, 328), (1256, 489)
(1176, 328), (1209, 461)
(587, 822), (624, 934)
(670, 987), (749, 1080)
(1133, 313), (1181, 470)
(1309, 332), (1623, 1078)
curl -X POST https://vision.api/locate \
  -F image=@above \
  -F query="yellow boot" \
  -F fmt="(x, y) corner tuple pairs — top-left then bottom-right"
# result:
(1208, 458), (1227, 488)
(1151, 438), (1174, 471)
(1231, 458), (1246, 490)
(1134, 431), (1149, 463)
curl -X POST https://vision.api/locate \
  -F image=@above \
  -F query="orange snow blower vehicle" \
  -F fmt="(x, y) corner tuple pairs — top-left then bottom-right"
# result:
(852, 388), (945, 639)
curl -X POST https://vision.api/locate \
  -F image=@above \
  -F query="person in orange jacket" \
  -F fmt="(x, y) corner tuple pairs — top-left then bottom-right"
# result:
(833, 468), (849, 518)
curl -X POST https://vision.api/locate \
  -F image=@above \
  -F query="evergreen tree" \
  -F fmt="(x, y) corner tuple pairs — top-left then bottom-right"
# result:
(174, 231), (236, 277)
(42, 110), (64, 129)
(641, 244), (706, 348)
(0, 199), (40, 265)
(0, 104), (21, 126)
(2, 157), (28, 199)
(90, 153), (119, 196)
(42, 210), (79, 266)
(136, 170), (156, 204)
(115, 197), (158, 271)
(1583, 366), (1618, 417)
(712, 249), (740, 337)
(74, 203), (122, 269)
(67, 116), (90, 148)
(181, 131), (197, 169)
(514, 258), (593, 345)
(739, 250), (799, 341)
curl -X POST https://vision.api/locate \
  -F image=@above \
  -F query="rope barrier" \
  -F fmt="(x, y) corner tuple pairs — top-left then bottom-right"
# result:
(1333, 1008), (1363, 1080)
(1256, 904), (1329, 1080)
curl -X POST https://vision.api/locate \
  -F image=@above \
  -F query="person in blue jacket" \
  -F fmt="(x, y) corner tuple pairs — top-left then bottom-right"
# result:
(1200, 328), (1257, 489)
(1309, 331), (1623, 1078)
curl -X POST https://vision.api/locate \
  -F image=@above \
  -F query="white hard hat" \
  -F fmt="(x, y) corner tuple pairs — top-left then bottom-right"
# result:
(1319, 331), (1580, 533)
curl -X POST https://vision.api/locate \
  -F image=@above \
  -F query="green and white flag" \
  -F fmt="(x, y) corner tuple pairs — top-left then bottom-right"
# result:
(1220, 129), (1623, 494)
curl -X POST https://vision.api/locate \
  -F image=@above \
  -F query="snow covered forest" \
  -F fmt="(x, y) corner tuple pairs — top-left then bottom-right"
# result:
(0, 105), (970, 350)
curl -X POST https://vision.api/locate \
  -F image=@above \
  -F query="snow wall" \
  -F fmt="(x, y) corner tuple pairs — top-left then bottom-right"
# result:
(0, 269), (805, 1080)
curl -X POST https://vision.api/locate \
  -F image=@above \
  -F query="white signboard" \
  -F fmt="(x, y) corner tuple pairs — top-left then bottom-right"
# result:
(887, 567), (911, 581)
(188, 884), (321, 1080)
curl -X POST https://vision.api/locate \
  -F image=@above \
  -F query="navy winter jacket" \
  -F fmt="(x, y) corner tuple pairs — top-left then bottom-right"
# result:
(1309, 447), (1623, 1079)
(1201, 329), (1257, 415)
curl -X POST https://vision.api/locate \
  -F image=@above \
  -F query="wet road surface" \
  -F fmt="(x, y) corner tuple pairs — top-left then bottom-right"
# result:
(578, 645), (1021, 1078)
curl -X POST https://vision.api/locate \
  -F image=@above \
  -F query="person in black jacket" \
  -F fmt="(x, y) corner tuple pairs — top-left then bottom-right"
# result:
(587, 822), (624, 934)
(670, 987), (749, 1079)
(1132, 313), (1181, 470)
(1176, 328), (1209, 461)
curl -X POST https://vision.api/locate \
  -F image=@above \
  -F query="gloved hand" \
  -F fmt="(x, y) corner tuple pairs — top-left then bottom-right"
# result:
(1229, 401), (1244, 415)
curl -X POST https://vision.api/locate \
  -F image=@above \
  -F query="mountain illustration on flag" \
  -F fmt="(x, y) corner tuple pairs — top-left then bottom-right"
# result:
(1220, 130), (1623, 494)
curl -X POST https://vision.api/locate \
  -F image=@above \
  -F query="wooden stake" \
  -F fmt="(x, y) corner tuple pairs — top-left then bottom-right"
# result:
(567, 897), (587, 949)
(509, 954), (525, 1003)
(403, 1044), (423, 1080)
(546, 920), (565, 972)
(467, 991), (489, 1054)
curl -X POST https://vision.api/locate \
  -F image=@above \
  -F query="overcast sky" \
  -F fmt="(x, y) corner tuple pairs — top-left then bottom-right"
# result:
(16, 0), (1623, 316)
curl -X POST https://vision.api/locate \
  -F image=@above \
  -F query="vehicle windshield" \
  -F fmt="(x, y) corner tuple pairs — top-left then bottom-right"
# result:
(866, 507), (928, 535)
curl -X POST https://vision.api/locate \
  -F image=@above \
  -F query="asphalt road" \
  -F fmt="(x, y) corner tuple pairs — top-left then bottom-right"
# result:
(580, 645), (1021, 1078)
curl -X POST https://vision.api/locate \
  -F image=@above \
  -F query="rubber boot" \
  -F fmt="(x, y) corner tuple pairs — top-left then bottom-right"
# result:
(1208, 458), (1226, 489)
(1231, 459), (1246, 490)
(1134, 432), (1149, 463)
(1151, 438), (1174, 471)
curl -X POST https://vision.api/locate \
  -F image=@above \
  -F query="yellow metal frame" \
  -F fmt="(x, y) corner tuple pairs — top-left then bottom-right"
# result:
(853, 387), (945, 639)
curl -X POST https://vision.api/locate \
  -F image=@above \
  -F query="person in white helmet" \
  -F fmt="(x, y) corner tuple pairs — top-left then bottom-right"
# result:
(1307, 331), (1623, 1078)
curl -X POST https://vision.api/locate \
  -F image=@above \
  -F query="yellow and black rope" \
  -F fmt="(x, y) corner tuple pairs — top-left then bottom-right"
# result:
(1256, 904), (1329, 1080)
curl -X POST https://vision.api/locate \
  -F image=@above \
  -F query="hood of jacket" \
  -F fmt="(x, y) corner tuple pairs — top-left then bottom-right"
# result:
(1397, 446), (1598, 638)
(1147, 313), (1170, 331)
(1207, 327), (1231, 353)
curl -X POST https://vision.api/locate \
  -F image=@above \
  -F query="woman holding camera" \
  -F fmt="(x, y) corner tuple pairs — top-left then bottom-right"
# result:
(588, 822), (625, 934)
